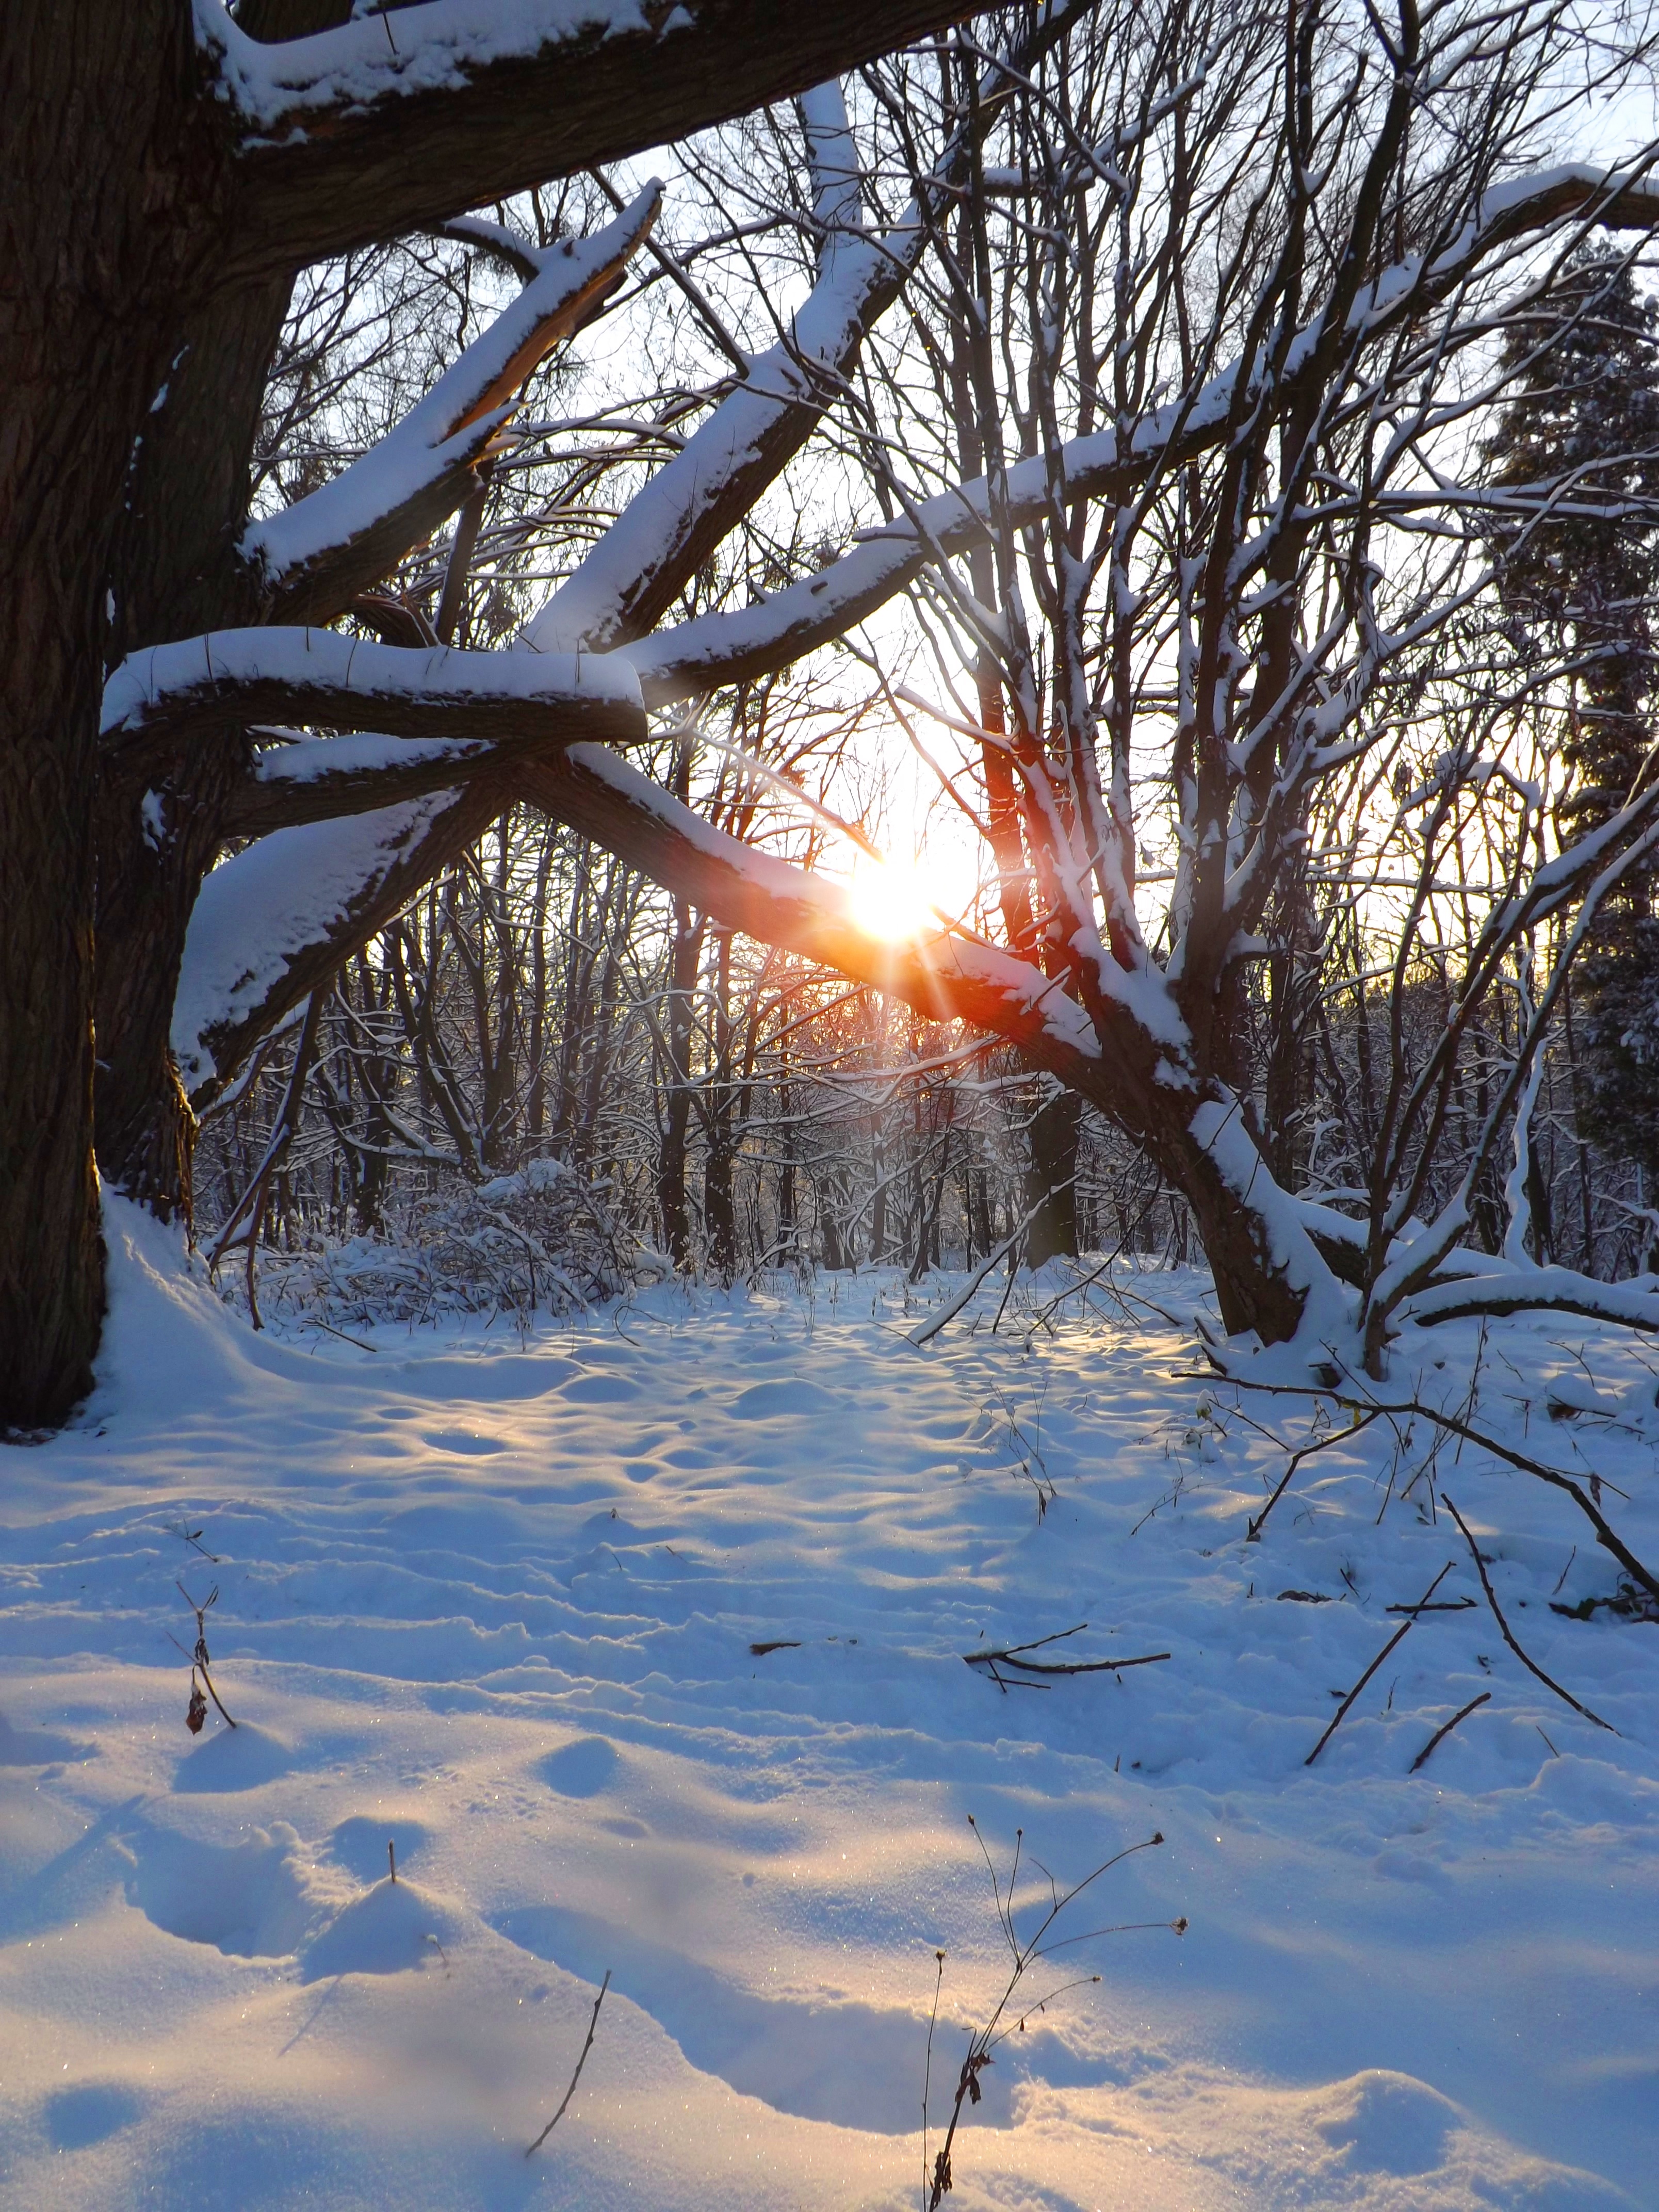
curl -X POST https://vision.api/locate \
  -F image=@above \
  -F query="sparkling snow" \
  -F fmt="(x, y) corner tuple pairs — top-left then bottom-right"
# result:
(1, 1199), (1654, 2209)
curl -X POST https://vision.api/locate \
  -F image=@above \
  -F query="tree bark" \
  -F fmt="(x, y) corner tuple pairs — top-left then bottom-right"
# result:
(224, 0), (986, 278)
(0, 0), (234, 1423)
(1024, 1087), (1081, 1266)
(656, 899), (706, 1267)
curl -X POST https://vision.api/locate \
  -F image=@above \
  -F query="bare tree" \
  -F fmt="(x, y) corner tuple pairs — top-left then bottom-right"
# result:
(11, 0), (1659, 1425)
(0, 0), (1002, 1425)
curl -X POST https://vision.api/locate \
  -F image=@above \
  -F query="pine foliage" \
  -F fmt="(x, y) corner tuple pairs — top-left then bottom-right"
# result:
(1484, 250), (1659, 1177)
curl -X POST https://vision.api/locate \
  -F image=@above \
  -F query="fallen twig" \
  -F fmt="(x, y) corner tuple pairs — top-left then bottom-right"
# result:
(1248, 1409), (1384, 1542)
(1441, 1493), (1618, 1734)
(1305, 1562), (1453, 1766)
(301, 1314), (378, 1353)
(909, 1198), (1047, 1345)
(1409, 1690), (1491, 1771)
(963, 1623), (1171, 1682)
(526, 1968), (611, 2158)
(1222, 1374), (1659, 1604)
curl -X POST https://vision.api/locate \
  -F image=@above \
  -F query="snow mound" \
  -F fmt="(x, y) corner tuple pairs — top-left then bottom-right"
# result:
(301, 1879), (465, 1982)
(173, 1723), (296, 1795)
(728, 1376), (841, 1419)
(1311, 2070), (1457, 2176)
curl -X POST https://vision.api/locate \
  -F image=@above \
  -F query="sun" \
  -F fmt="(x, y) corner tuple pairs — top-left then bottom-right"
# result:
(848, 855), (938, 940)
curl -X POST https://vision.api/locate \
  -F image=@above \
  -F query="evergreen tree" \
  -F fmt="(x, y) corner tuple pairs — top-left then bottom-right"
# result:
(1484, 249), (1659, 1181)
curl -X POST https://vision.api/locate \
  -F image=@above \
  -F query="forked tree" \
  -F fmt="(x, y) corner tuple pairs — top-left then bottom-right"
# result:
(7, 0), (1659, 1426)
(0, 0), (989, 1426)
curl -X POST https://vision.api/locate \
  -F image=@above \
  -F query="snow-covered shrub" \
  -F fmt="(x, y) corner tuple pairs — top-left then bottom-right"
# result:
(225, 1158), (668, 1334)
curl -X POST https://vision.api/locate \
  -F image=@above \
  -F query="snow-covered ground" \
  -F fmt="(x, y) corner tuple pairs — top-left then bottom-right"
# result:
(2, 1199), (1655, 2210)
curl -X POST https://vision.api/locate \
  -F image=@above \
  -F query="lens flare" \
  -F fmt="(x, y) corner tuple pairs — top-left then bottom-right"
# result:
(849, 857), (937, 940)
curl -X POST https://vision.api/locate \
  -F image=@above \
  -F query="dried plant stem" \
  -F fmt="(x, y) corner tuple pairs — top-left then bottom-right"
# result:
(1305, 1562), (1453, 1766)
(1410, 1690), (1491, 1772)
(1441, 1493), (1618, 1734)
(197, 1662), (238, 1730)
(526, 1969), (611, 2157)
(921, 1949), (945, 2212)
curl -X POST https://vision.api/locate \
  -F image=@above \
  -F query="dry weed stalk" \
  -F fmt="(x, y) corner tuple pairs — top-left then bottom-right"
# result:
(923, 1822), (1184, 2208)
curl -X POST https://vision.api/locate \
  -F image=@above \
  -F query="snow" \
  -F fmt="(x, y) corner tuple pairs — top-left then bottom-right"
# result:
(104, 629), (642, 740)
(197, 1), (663, 137)
(249, 729), (487, 787)
(241, 184), (661, 594)
(172, 794), (459, 1093)
(2, 1200), (1655, 2208)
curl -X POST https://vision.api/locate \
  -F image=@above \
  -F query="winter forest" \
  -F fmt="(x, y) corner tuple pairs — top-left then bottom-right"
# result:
(4, 2), (1659, 2206)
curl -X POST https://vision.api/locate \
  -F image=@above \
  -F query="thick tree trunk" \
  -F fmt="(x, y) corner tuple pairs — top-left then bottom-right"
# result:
(95, 279), (292, 1219)
(0, 1), (226, 1423)
(1024, 1086), (1080, 1266)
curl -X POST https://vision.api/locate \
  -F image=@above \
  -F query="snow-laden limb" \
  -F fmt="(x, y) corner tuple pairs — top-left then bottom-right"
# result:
(516, 21), (1067, 655)
(198, 0), (672, 135)
(103, 629), (645, 762)
(175, 787), (502, 1105)
(225, 732), (496, 839)
(521, 164), (935, 654)
(797, 80), (862, 283)
(624, 163), (1659, 708)
(518, 744), (1104, 1065)
(243, 184), (661, 626)
(198, 0), (988, 273)
(1399, 1266), (1659, 1334)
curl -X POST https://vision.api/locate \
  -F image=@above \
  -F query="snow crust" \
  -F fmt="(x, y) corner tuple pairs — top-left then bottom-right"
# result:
(104, 629), (641, 736)
(197, 1), (662, 135)
(240, 185), (661, 589)
(1, 1205), (1654, 2208)
(172, 794), (459, 1091)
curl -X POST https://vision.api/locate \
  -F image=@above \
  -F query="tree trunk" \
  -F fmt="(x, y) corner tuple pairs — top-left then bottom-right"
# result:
(1024, 1086), (1080, 1266)
(0, 1), (229, 1423)
(95, 276), (294, 1219)
(705, 1142), (737, 1281)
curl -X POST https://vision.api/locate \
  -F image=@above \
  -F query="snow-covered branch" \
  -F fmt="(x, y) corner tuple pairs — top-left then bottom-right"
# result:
(624, 162), (1659, 707)
(175, 785), (502, 1103)
(200, 0), (988, 275)
(103, 629), (645, 763)
(245, 184), (661, 625)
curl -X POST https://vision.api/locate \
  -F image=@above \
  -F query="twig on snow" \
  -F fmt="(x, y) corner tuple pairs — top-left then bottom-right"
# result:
(525, 1969), (611, 2158)
(1305, 1562), (1453, 1766)
(1409, 1690), (1491, 1771)
(1441, 1493), (1618, 1734)
(1247, 1408), (1384, 1542)
(964, 1622), (1171, 1686)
